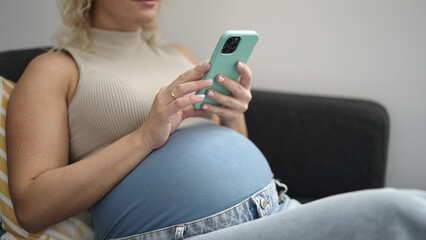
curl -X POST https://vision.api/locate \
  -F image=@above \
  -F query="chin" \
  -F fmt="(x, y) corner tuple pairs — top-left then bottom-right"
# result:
(134, 7), (159, 25)
(137, 16), (157, 26)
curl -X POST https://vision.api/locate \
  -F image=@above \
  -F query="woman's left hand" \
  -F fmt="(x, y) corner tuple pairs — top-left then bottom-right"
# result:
(201, 62), (252, 124)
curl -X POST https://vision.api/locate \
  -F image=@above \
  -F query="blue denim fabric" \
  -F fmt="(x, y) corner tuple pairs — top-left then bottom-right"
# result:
(112, 179), (299, 240)
(191, 188), (426, 240)
(92, 123), (274, 239)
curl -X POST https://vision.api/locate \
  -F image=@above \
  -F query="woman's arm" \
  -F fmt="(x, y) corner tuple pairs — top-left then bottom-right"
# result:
(7, 52), (154, 233)
(7, 51), (212, 233)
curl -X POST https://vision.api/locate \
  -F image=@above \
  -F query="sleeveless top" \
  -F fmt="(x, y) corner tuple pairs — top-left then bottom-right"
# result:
(65, 28), (273, 239)
(66, 28), (211, 163)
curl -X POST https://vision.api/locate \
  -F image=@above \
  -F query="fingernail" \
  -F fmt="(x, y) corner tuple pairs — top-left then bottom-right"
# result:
(238, 62), (245, 70)
(201, 62), (209, 69)
(217, 76), (225, 84)
(202, 105), (209, 110)
(207, 91), (214, 97)
(204, 79), (213, 84)
(196, 94), (205, 99)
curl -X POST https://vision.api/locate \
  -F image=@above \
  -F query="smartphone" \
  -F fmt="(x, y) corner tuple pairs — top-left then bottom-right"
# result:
(193, 30), (259, 109)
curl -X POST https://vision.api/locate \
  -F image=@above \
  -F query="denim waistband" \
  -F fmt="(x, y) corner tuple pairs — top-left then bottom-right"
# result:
(112, 179), (288, 240)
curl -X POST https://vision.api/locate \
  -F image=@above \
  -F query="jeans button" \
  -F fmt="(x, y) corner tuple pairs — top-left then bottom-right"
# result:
(260, 198), (269, 209)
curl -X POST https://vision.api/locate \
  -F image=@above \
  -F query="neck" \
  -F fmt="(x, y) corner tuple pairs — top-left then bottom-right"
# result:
(88, 28), (146, 57)
(91, 18), (142, 32)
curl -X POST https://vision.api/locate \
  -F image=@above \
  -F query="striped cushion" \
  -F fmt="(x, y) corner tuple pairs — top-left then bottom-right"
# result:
(0, 76), (94, 240)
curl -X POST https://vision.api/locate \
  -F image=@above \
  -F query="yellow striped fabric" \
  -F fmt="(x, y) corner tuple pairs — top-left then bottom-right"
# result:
(0, 76), (94, 240)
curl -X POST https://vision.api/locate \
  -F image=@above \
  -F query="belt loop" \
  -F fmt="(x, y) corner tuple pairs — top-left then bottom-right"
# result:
(274, 178), (289, 204)
(175, 225), (185, 240)
(274, 178), (288, 194)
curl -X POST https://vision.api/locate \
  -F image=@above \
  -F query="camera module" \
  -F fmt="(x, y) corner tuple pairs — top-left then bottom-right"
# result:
(221, 36), (241, 54)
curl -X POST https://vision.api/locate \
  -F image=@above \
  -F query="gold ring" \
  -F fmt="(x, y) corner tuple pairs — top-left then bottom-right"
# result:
(170, 89), (176, 100)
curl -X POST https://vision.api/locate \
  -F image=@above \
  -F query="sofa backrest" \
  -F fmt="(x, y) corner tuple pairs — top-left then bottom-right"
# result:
(0, 47), (389, 202)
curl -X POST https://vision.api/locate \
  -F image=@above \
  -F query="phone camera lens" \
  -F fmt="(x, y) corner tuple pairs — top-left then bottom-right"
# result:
(222, 46), (230, 53)
(226, 38), (233, 44)
(231, 42), (237, 49)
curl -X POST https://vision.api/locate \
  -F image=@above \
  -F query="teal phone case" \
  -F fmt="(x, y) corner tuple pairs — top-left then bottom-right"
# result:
(193, 30), (258, 109)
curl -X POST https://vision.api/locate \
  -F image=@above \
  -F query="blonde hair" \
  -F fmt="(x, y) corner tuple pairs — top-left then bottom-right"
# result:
(53, 0), (161, 50)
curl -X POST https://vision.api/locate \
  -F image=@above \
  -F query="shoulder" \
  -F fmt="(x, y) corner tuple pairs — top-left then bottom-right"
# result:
(17, 50), (79, 100)
(169, 44), (199, 65)
(26, 50), (78, 78)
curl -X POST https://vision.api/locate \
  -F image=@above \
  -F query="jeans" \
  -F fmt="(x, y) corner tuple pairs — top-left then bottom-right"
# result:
(92, 123), (274, 239)
(111, 179), (299, 240)
(193, 188), (426, 240)
(113, 184), (426, 240)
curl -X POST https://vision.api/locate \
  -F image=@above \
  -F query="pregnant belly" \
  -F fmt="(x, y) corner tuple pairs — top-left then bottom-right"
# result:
(91, 123), (273, 239)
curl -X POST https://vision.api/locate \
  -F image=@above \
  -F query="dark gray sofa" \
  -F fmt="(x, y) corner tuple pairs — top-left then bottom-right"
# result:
(0, 47), (389, 204)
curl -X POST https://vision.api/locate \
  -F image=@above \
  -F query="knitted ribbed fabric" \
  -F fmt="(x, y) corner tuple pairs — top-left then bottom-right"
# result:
(65, 28), (206, 162)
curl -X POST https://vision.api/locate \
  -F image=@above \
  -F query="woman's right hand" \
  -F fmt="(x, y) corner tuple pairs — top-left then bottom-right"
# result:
(137, 61), (213, 150)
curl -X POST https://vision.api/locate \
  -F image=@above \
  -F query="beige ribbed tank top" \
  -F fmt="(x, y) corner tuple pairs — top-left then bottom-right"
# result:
(66, 28), (210, 163)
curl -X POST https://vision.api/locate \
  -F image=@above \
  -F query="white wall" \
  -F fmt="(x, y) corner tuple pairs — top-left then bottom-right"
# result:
(0, 1), (61, 51)
(160, 0), (426, 191)
(1, 0), (425, 190)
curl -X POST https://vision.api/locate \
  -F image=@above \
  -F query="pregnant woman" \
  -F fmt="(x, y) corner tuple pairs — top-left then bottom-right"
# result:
(6, 0), (426, 239)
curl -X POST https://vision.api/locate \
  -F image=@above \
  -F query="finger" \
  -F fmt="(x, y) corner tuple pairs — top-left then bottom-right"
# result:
(174, 61), (210, 85)
(160, 62), (210, 103)
(172, 79), (213, 99)
(180, 105), (206, 119)
(236, 62), (252, 90)
(166, 94), (205, 116)
(206, 89), (247, 113)
(216, 75), (252, 102)
(201, 103), (240, 120)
